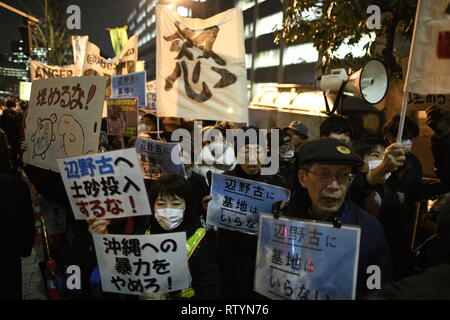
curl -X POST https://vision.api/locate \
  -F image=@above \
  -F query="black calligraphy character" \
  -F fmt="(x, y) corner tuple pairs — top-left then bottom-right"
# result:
(76, 200), (89, 217)
(144, 278), (160, 293)
(142, 242), (160, 253)
(326, 236), (336, 248)
(114, 157), (134, 168)
(70, 181), (86, 198)
(83, 179), (101, 197)
(70, 83), (85, 110)
(36, 88), (48, 106)
(123, 176), (141, 193)
(222, 196), (233, 208)
(160, 239), (177, 252)
(234, 216), (242, 227)
(103, 237), (121, 255)
(60, 86), (71, 108)
(133, 258), (151, 276)
(152, 259), (170, 275)
(253, 185), (264, 198)
(308, 228), (322, 247)
(269, 275), (280, 288)
(127, 279), (144, 293)
(271, 248), (283, 265)
(48, 87), (61, 106)
(225, 178), (236, 191)
(236, 199), (247, 212)
(100, 177), (121, 196)
(284, 279), (294, 297)
(115, 257), (132, 275)
(286, 252), (301, 270)
(110, 276), (126, 290)
(122, 238), (142, 257)
(239, 182), (251, 194)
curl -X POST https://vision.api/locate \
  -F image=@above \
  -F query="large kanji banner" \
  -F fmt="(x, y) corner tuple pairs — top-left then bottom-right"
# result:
(156, 5), (248, 122)
(404, 0), (450, 95)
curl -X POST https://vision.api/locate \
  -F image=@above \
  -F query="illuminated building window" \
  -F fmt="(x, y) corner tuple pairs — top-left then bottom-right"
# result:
(254, 49), (279, 68)
(255, 12), (282, 37)
(332, 33), (376, 59)
(283, 43), (319, 65)
(236, 0), (255, 11)
(244, 23), (254, 39)
(177, 6), (192, 17)
(245, 53), (252, 68)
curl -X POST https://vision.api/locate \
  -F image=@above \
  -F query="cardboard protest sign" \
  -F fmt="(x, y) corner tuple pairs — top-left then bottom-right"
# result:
(23, 76), (106, 172)
(57, 148), (151, 220)
(39, 195), (67, 235)
(156, 5), (248, 122)
(406, 92), (450, 111)
(107, 98), (138, 137)
(135, 137), (185, 180)
(93, 232), (189, 296)
(206, 173), (290, 235)
(254, 214), (360, 300)
(30, 60), (81, 81)
(112, 71), (147, 107)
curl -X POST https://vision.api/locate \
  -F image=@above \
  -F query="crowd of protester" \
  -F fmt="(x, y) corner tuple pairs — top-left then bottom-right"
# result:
(2, 94), (450, 300)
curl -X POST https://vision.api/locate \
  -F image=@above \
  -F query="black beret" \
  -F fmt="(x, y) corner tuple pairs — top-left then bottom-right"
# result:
(298, 138), (363, 168)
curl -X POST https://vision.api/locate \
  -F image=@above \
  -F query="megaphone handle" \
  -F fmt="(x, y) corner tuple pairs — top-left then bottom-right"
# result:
(396, 94), (409, 143)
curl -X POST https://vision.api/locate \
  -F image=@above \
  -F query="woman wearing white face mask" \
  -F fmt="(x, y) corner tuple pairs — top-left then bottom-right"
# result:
(87, 174), (221, 300)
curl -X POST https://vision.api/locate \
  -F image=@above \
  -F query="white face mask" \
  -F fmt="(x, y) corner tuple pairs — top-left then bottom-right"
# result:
(281, 150), (295, 161)
(401, 139), (413, 153)
(367, 159), (391, 180)
(155, 208), (184, 230)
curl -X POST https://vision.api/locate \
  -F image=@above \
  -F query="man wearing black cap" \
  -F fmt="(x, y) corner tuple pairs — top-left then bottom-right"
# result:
(274, 138), (393, 298)
(284, 120), (309, 151)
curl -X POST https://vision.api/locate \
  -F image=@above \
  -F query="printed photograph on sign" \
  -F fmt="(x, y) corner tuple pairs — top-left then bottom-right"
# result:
(107, 98), (138, 137)
(206, 173), (290, 235)
(254, 214), (360, 300)
(135, 136), (185, 180)
(93, 233), (189, 296)
(23, 76), (106, 172)
(57, 148), (152, 220)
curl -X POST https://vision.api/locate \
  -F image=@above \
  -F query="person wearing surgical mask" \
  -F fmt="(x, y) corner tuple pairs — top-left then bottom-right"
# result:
(87, 173), (220, 300)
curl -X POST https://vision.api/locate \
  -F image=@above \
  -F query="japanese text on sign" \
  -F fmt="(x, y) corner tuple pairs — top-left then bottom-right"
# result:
(206, 173), (290, 235)
(112, 71), (147, 107)
(93, 233), (189, 296)
(254, 214), (360, 300)
(57, 148), (152, 220)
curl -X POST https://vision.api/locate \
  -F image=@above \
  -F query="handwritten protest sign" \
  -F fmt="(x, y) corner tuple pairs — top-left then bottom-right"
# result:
(93, 233), (189, 296)
(112, 71), (147, 107)
(30, 60), (81, 81)
(107, 98), (138, 137)
(23, 76), (106, 172)
(57, 148), (151, 220)
(135, 137), (185, 180)
(206, 173), (290, 235)
(254, 214), (360, 300)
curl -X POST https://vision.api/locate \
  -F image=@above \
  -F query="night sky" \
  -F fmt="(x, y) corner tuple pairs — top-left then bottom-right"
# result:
(0, 0), (137, 58)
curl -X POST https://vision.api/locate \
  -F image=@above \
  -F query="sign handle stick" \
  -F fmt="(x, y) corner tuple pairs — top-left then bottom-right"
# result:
(396, 93), (409, 143)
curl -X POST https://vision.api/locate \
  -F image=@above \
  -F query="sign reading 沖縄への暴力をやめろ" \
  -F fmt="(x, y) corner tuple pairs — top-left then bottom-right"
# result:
(93, 232), (189, 296)
(206, 173), (290, 235)
(23, 76), (106, 172)
(254, 214), (361, 300)
(57, 148), (152, 220)
(112, 71), (147, 107)
(135, 137), (185, 180)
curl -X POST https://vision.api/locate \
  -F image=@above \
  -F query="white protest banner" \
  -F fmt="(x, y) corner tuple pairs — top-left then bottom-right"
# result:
(23, 76), (106, 172)
(206, 173), (290, 235)
(115, 36), (139, 76)
(38, 195), (67, 235)
(135, 137), (185, 180)
(93, 232), (189, 296)
(404, 0), (450, 95)
(107, 98), (138, 137)
(30, 60), (81, 81)
(156, 5), (248, 122)
(83, 41), (118, 98)
(254, 214), (360, 300)
(406, 92), (450, 111)
(57, 148), (151, 220)
(112, 71), (147, 107)
(72, 35), (89, 69)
